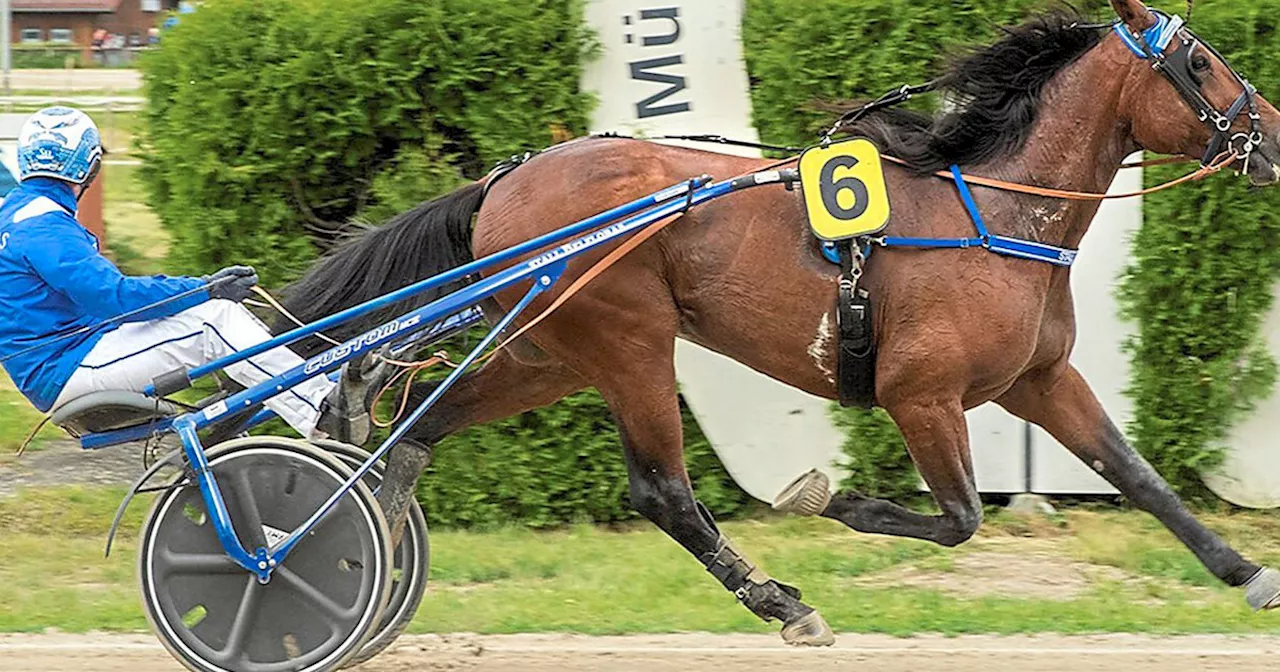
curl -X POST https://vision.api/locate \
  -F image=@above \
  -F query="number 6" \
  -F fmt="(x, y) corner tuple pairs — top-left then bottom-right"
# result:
(820, 156), (869, 221)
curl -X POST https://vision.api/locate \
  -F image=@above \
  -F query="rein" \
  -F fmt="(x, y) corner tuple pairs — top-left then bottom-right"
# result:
(250, 284), (461, 429)
(886, 148), (1238, 201)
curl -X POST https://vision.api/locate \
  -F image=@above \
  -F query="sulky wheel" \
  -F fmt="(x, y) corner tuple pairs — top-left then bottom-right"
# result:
(310, 439), (429, 668)
(138, 437), (392, 672)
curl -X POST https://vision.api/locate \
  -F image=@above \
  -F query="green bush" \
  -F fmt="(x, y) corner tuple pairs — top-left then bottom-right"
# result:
(418, 393), (752, 529)
(743, 0), (1109, 149)
(11, 46), (79, 70)
(138, 0), (595, 286)
(829, 407), (919, 500)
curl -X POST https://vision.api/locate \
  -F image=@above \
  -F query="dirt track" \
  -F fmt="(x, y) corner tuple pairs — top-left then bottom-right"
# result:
(5, 633), (1280, 672)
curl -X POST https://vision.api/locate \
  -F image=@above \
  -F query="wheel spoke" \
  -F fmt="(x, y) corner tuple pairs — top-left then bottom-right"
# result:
(230, 468), (266, 548)
(217, 575), (263, 665)
(159, 549), (242, 576)
(275, 565), (354, 622)
(288, 484), (362, 551)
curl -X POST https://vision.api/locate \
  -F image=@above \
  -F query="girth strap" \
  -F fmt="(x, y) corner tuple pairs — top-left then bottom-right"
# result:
(836, 241), (876, 408)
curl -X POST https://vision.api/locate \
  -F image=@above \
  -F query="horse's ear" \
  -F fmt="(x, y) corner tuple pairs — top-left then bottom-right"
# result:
(1110, 0), (1158, 31)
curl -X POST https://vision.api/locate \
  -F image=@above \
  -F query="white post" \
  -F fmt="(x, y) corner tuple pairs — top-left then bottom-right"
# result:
(1, 0), (10, 98)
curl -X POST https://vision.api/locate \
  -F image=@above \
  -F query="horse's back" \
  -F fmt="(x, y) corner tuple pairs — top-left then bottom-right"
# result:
(473, 136), (765, 257)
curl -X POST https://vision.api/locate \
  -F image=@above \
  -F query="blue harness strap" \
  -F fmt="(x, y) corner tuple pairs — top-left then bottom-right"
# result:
(1114, 12), (1183, 59)
(850, 164), (1078, 268)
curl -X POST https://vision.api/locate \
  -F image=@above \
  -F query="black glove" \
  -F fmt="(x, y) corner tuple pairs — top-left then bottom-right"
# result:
(202, 265), (259, 303)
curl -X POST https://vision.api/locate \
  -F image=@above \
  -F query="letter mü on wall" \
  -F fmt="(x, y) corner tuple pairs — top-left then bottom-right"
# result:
(581, 0), (851, 503)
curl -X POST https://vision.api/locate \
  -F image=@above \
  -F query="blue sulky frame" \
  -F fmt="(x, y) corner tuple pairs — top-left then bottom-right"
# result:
(77, 167), (797, 583)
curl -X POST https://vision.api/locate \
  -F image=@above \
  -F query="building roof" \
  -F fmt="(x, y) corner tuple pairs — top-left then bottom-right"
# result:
(13, 0), (123, 13)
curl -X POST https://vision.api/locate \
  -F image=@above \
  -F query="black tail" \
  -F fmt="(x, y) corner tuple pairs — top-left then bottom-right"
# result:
(280, 182), (486, 356)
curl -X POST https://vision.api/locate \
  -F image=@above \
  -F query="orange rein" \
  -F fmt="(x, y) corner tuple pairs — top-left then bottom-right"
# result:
(268, 148), (1239, 430)
(884, 149), (1239, 201)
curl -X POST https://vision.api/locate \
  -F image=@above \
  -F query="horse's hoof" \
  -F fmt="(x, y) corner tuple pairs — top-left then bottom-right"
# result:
(773, 469), (832, 517)
(780, 609), (835, 647)
(1245, 567), (1280, 610)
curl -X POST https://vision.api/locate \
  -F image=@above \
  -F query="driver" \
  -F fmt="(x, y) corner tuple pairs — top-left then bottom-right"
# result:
(0, 107), (379, 443)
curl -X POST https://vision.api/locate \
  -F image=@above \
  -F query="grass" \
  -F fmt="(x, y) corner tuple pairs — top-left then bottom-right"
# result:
(99, 114), (170, 278)
(3, 485), (1280, 635)
(98, 110), (142, 157)
(0, 371), (60, 457)
(103, 161), (170, 276)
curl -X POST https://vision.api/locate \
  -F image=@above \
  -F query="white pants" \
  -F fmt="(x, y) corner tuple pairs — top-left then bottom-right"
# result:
(53, 299), (335, 437)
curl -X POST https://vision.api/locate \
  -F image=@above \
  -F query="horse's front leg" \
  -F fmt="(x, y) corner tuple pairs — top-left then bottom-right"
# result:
(998, 363), (1280, 608)
(821, 396), (984, 547)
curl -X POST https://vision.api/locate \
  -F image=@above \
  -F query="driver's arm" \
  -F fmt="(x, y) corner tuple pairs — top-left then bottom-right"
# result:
(20, 214), (208, 323)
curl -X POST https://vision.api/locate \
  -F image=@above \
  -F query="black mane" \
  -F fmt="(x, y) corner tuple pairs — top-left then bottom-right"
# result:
(845, 10), (1105, 172)
(277, 182), (484, 356)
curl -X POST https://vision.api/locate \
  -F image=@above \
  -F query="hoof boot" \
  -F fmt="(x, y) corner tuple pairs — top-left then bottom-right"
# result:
(773, 469), (832, 517)
(780, 609), (835, 647)
(1245, 567), (1280, 611)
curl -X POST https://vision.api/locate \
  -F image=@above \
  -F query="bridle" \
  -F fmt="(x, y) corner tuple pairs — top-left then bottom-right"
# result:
(1115, 10), (1264, 172)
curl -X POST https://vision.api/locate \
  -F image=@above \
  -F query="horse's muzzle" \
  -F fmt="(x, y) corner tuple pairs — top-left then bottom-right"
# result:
(1245, 140), (1280, 186)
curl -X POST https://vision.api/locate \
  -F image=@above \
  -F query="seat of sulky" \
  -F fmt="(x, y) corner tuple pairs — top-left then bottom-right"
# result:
(50, 390), (183, 436)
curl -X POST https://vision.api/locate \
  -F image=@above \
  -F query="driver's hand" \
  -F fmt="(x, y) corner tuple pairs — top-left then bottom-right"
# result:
(202, 265), (259, 302)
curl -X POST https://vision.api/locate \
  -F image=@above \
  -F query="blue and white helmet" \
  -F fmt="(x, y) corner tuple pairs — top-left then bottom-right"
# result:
(17, 107), (102, 185)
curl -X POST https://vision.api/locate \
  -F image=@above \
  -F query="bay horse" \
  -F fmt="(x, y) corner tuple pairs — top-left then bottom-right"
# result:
(284, 0), (1280, 645)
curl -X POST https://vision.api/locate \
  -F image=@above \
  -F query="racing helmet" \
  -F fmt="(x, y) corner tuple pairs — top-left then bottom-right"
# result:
(16, 106), (103, 186)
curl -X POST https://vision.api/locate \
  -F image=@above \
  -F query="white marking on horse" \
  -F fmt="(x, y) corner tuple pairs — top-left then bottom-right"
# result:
(1026, 204), (1068, 241)
(808, 312), (836, 385)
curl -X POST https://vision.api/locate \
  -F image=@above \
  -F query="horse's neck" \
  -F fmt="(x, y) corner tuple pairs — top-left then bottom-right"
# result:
(985, 39), (1135, 250)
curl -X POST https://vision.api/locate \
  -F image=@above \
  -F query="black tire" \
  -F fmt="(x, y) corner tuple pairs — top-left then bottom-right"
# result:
(310, 440), (429, 668)
(138, 437), (392, 672)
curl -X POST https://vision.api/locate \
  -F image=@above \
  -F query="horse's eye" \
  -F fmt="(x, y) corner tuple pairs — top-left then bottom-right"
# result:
(1191, 54), (1211, 72)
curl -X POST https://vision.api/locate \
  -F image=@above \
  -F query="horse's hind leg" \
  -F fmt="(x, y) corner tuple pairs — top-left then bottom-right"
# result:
(593, 355), (834, 646)
(997, 364), (1280, 608)
(494, 259), (834, 644)
(376, 351), (585, 543)
(820, 396), (984, 547)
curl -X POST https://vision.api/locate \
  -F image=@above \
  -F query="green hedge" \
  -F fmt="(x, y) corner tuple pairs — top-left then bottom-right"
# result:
(139, 0), (595, 285)
(419, 394), (752, 529)
(11, 46), (79, 70)
(744, 0), (1079, 147)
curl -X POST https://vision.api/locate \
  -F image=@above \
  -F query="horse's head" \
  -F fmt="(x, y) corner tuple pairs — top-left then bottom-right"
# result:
(1111, 0), (1280, 185)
